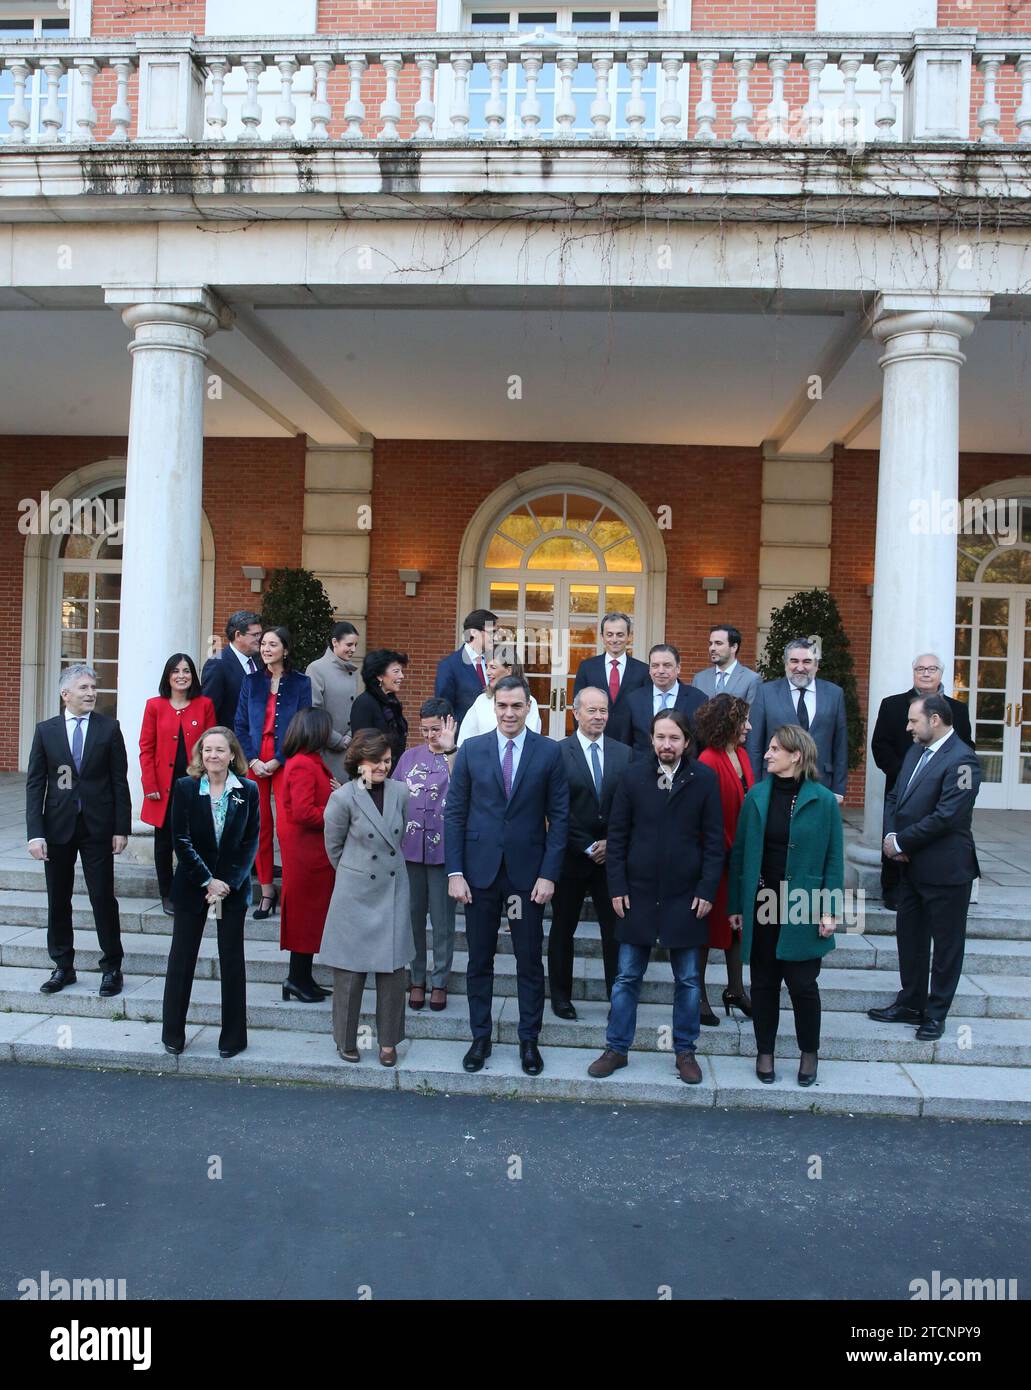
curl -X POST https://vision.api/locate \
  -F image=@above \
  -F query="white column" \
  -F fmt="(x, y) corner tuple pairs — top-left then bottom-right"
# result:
(104, 287), (224, 837)
(850, 293), (990, 892)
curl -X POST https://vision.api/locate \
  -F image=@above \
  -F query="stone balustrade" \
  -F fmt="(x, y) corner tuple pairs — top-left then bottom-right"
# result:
(1, 30), (1030, 146)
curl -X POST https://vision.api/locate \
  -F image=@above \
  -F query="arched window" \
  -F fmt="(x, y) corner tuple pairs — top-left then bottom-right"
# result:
(55, 485), (125, 716)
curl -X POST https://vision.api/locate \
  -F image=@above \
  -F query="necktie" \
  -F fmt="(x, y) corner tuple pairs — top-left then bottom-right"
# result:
(502, 738), (515, 799)
(795, 687), (810, 731)
(906, 747), (933, 793)
(609, 659), (620, 703)
(662, 690), (673, 710)
(715, 670), (727, 692)
(71, 716), (85, 772)
(247, 657), (257, 675)
(476, 657), (487, 689)
(589, 740), (602, 799)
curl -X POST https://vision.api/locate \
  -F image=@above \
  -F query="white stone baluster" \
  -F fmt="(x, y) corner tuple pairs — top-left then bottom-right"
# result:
(4, 59), (31, 144)
(239, 55), (265, 141)
(343, 54), (367, 140)
(378, 52), (403, 140)
(449, 52), (472, 139)
(273, 54), (298, 139)
(978, 52), (1006, 143)
(874, 52), (899, 140)
(39, 58), (65, 143)
(413, 53), (437, 140)
(693, 50), (718, 143)
(555, 49), (578, 138)
(519, 51), (543, 138)
(764, 51), (791, 142)
(802, 52), (826, 144)
(731, 52), (755, 140)
(625, 50), (649, 139)
(73, 58), (100, 142)
(1017, 54), (1031, 143)
(109, 57), (133, 143)
(839, 52), (864, 145)
(590, 52), (613, 139)
(310, 54), (332, 141)
(659, 51), (683, 140)
(484, 52), (508, 139)
(205, 57), (229, 139)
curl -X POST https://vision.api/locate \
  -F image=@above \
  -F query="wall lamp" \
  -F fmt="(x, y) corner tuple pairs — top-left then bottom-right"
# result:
(701, 576), (725, 606)
(241, 565), (266, 594)
(399, 569), (422, 598)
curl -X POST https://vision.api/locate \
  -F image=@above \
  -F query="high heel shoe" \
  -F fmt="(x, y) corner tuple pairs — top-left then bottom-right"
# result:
(253, 887), (278, 920)
(722, 988), (753, 1019)
(797, 1052), (819, 1087)
(699, 1002), (720, 1027)
(755, 1055), (776, 1083)
(282, 979), (324, 1003)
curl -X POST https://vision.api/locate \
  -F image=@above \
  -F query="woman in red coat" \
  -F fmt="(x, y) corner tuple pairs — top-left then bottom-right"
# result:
(695, 693), (755, 1025)
(278, 707), (340, 1003)
(139, 653), (217, 914)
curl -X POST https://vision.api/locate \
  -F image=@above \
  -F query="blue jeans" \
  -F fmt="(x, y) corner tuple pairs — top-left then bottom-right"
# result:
(606, 942), (701, 1056)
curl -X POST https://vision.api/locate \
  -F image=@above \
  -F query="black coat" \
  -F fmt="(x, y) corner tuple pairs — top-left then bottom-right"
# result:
(883, 734), (981, 888)
(606, 756), (725, 948)
(558, 734), (632, 876)
(201, 645), (248, 730)
(350, 685), (408, 763)
(26, 713), (131, 845)
(171, 775), (260, 910)
(871, 689), (973, 792)
(610, 682), (708, 759)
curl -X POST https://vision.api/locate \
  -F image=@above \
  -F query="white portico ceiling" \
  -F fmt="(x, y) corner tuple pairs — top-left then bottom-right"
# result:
(0, 303), (1029, 455)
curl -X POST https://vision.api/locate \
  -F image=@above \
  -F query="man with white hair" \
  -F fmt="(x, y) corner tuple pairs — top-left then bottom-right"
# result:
(745, 638), (848, 799)
(26, 663), (130, 997)
(871, 653), (972, 910)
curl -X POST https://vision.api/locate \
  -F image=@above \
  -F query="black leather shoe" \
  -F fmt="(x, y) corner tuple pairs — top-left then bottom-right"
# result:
(755, 1054), (776, 1084)
(797, 1051), (818, 1087)
(164, 1042), (183, 1056)
(915, 1019), (944, 1041)
(463, 1038), (492, 1072)
(282, 979), (324, 1003)
(40, 966), (76, 994)
(868, 1003), (922, 1024)
(98, 970), (123, 998)
(520, 1040), (544, 1076)
(161, 897), (175, 916)
(219, 1045), (246, 1058)
(551, 999), (577, 1021)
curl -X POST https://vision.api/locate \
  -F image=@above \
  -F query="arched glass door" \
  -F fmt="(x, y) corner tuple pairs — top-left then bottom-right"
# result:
(480, 489), (645, 737)
(955, 502), (1031, 809)
(51, 485), (124, 717)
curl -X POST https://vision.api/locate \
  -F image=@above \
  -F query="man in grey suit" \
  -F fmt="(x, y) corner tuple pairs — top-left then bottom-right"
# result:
(746, 637), (848, 799)
(691, 624), (762, 705)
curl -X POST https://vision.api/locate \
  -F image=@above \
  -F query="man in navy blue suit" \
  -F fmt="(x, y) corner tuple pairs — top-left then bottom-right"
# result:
(445, 675), (569, 1076)
(434, 608), (497, 729)
(612, 643), (707, 758)
(571, 611), (650, 714)
(201, 611), (263, 729)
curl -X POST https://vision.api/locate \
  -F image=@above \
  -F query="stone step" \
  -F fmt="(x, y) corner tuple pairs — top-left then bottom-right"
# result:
(4, 925), (1030, 1017)
(0, 1010), (1027, 1121)
(2, 965), (1029, 1067)
(861, 905), (1031, 942)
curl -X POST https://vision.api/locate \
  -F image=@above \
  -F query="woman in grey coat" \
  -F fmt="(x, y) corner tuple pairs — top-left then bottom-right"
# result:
(322, 728), (414, 1066)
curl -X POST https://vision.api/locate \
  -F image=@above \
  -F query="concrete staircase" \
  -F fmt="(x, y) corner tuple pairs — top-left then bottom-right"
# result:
(0, 861), (1029, 1120)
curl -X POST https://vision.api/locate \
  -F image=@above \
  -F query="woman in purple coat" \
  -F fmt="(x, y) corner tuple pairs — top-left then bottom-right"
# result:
(392, 698), (458, 1013)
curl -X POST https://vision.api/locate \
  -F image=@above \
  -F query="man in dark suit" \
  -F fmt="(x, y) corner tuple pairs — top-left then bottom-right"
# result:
(746, 637), (848, 798)
(445, 674), (569, 1076)
(201, 610), (263, 728)
(26, 663), (131, 997)
(548, 685), (632, 1019)
(611, 642), (707, 758)
(869, 694), (981, 1040)
(572, 610), (650, 714)
(434, 607), (497, 729)
(871, 652), (973, 910)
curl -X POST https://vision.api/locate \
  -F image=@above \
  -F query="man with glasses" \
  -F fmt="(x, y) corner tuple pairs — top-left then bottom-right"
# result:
(871, 654), (973, 910)
(201, 611), (263, 729)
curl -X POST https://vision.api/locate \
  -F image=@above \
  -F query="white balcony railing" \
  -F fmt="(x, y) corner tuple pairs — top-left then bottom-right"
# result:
(0, 30), (1029, 147)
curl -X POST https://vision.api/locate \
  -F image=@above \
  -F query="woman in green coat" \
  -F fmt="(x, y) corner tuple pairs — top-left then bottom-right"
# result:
(728, 725), (843, 1087)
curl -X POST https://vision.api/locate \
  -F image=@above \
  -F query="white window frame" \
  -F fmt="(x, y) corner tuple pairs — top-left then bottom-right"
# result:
(0, 3), (74, 139)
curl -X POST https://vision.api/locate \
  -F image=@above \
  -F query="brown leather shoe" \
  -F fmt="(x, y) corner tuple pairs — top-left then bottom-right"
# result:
(587, 1049), (628, 1078)
(675, 1051), (702, 1084)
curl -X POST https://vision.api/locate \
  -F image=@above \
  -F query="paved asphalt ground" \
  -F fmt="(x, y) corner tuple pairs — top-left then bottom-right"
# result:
(1, 1065), (1028, 1302)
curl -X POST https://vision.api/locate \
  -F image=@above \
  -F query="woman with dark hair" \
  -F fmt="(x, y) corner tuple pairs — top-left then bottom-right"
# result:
(139, 653), (216, 914)
(162, 725), (260, 1059)
(320, 729), (413, 1067)
(349, 648), (408, 763)
(235, 626), (312, 920)
(694, 693), (755, 1026)
(728, 725), (842, 1088)
(278, 706), (340, 1003)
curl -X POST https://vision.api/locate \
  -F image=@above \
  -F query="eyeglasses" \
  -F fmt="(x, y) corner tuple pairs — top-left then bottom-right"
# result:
(913, 666), (942, 675)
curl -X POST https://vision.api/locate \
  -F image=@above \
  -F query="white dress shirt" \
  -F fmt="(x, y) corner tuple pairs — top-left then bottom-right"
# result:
(793, 680), (816, 724)
(231, 643), (256, 674)
(464, 642), (489, 686)
(605, 652), (627, 686)
(652, 684), (679, 715)
(457, 692), (542, 745)
(64, 707), (91, 756)
(495, 725), (529, 783)
(576, 727), (604, 776)
(713, 660), (738, 690)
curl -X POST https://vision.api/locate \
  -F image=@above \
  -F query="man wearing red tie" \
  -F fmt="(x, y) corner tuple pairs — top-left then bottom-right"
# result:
(434, 609), (497, 729)
(572, 612), (650, 713)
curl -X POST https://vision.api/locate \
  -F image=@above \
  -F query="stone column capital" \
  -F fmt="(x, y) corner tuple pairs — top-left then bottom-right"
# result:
(869, 293), (991, 369)
(104, 285), (230, 345)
